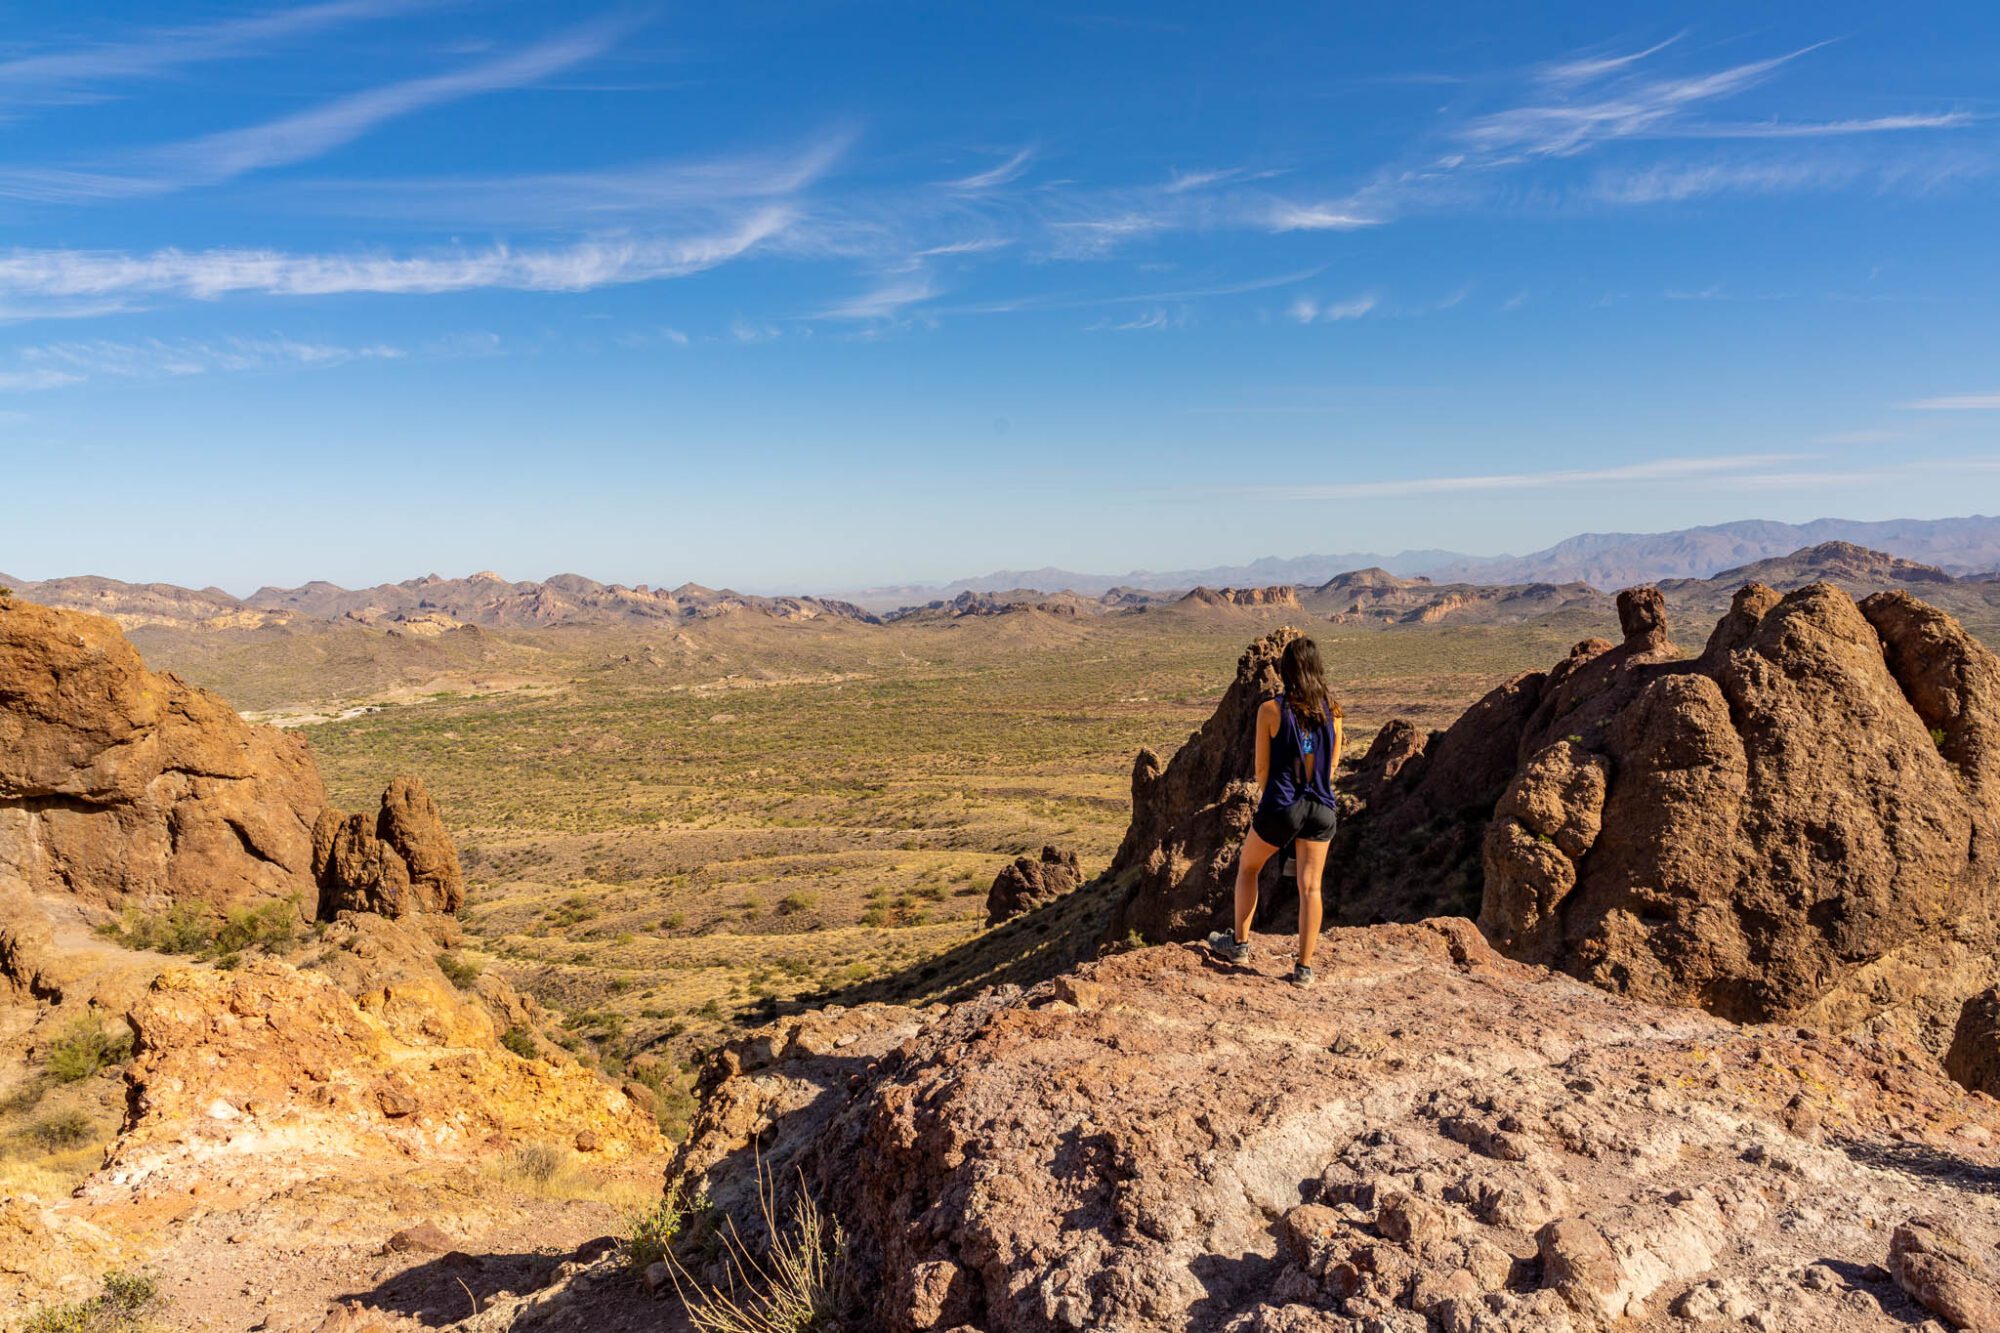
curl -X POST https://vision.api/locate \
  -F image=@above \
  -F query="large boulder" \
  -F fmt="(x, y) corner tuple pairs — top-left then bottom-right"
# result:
(1476, 583), (2000, 1059)
(986, 846), (1083, 925)
(0, 597), (326, 919)
(668, 922), (2000, 1332)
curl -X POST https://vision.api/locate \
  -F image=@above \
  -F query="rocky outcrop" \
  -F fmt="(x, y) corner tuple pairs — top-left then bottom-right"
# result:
(1104, 629), (1301, 942)
(1180, 585), (1301, 609)
(669, 920), (2000, 1332)
(1473, 583), (2000, 1060)
(94, 942), (659, 1202)
(0, 597), (326, 920)
(313, 776), (465, 918)
(986, 846), (1083, 924)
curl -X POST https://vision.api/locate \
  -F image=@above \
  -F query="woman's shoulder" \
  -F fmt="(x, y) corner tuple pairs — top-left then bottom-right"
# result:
(1257, 695), (1282, 722)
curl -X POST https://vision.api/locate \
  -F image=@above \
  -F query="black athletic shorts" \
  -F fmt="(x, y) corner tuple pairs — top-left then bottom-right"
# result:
(1253, 796), (1338, 847)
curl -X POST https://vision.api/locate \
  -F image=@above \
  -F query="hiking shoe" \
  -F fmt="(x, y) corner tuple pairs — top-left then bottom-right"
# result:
(1205, 930), (1251, 965)
(1288, 964), (1315, 988)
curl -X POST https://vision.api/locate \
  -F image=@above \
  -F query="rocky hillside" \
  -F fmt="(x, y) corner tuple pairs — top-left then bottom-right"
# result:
(663, 919), (2000, 1331)
(0, 592), (662, 1328)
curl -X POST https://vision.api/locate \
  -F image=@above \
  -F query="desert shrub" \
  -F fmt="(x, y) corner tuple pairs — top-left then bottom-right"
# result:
(100, 904), (212, 955)
(211, 899), (298, 956)
(672, 1168), (849, 1333)
(775, 893), (815, 917)
(102, 897), (298, 960)
(499, 1026), (538, 1059)
(624, 1186), (687, 1274)
(436, 951), (481, 989)
(662, 912), (687, 931)
(508, 1142), (565, 1185)
(27, 1109), (94, 1151)
(23, 1269), (157, 1333)
(1933, 726), (1949, 749)
(43, 1018), (132, 1084)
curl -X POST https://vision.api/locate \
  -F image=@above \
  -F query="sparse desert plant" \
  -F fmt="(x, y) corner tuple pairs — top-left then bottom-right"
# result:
(508, 1141), (565, 1185)
(436, 951), (482, 989)
(23, 1269), (157, 1333)
(624, 1185), (687, 1274)
(27, 1109), (94, 1151)
(670, 1165), (850, 1333)
(775, 892), (815, 917)
(210, 897), (299, 957)
(98, 903), (212, 955)
(499, 1025), (539, 1059)
(43, 1017), (133, 1084)
(1933, 725), (1949, 749)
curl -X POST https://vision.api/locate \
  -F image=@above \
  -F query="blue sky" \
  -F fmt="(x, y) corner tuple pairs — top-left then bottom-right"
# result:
(2, 1), (1998, 593)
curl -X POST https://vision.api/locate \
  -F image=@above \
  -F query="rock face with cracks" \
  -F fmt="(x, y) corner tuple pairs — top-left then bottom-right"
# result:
(314, 775), (466, 918)
(670, 919), (2000, 1332)
(0, 596), (327, 919)
(1472, 583), (2000, 1062)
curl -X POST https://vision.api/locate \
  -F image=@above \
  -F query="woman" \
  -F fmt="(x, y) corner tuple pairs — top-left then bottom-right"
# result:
(1207, 635), (1344, 987)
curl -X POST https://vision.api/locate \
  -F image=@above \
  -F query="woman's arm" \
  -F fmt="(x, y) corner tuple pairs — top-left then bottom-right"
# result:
(1252, 699), (1278, 801)
(1331, 716), (1345, 772)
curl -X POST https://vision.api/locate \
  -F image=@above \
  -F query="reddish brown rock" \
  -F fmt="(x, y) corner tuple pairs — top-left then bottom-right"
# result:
(1476, 583), (2000, 1059)
(0, 597), (326, 920)
(1948, 988), (2000, 1099)
(314, 775), (463, 918)
(666, 921), (2000, 1333)
(985, 845), (1083, 924)
(1104, 628), (1303, 943)
(1889, 1216), (2000, 1330)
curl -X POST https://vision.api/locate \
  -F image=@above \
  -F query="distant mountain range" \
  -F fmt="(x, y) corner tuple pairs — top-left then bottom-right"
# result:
(8, 516), (2000, 633)
(848, 515), (2000, 607)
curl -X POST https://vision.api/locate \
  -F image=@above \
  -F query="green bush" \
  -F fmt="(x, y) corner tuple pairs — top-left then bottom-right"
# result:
(23, 1269), (157, 1333)
(436, 951), (482, 989)
(776, 892), (815, 917)
(43, 1018), (133, 1084)
(212, 900), (297, 955)
(499, 1025), (538, 1059)
(27, 1109), (94, 1151)
(100, 897), (299, 960)
(624, 1188), (686, 1274)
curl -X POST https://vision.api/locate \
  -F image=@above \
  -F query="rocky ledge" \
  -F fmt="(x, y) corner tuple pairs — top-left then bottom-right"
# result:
(670, 919), (2000, 1332)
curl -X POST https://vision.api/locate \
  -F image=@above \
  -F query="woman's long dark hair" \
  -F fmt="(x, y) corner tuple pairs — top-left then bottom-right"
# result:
(1280, 635), (1343, 723)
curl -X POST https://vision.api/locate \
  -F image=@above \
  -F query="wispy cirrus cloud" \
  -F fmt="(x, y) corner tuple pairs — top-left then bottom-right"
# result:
(295, 131), (853, 228)
(0, 209), (791, 305)
(0, 335), (405, 392)
(816, 274), (938, 321)
(0, 15), (635, 202)
(1262, 452), (1810, 500)
(1903, 392), (2000, 410)
(943, 147), (1035, 192)
(1287, 294), (1377, 324)
(0, 0), (416, 113)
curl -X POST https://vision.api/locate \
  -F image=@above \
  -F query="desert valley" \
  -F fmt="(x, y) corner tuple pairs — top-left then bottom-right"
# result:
(7, 520), (2000, 1331)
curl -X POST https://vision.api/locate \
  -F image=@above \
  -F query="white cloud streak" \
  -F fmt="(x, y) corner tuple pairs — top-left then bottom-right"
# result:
(0, 335), (404, 392)
(1288, 294), (1377, 324)
(0, 0), (415, 110)
(943, 147), (1036, 192)
(0, 210), (792, 302)
(1903, 392), (2000, 410)
(1266, 453), (1810, 500)
(0, 16), (633, 201)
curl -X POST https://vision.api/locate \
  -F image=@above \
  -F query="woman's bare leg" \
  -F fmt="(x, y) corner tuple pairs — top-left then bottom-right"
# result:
(1294, 838), (1330, 968)
(1233, 831), (1280, 942)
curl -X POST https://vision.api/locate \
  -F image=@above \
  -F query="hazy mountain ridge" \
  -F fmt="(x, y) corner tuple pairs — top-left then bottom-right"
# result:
(854, 515), (2000, 605)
